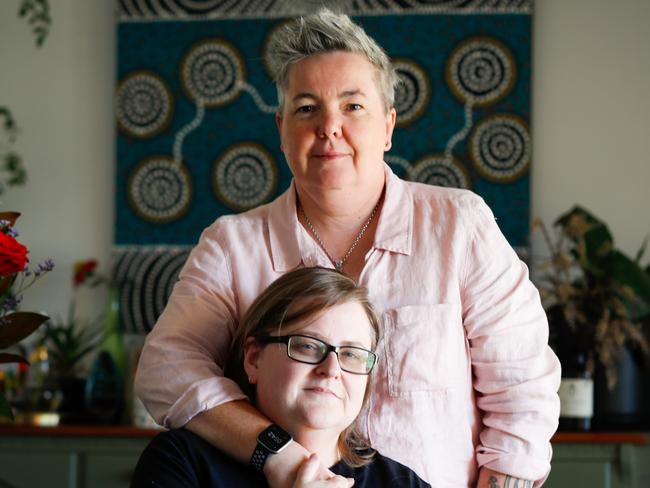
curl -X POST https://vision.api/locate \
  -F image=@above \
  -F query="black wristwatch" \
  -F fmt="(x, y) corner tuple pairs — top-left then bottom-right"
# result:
(250, 424), (293, 470)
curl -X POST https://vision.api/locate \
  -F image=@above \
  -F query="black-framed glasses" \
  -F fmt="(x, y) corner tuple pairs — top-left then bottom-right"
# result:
(257, 334), (377, 375)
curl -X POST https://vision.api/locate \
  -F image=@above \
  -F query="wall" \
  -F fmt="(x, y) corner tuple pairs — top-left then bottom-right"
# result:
(1, 0), (649, 317)
(531, 0), (650, 259)
(0, 0), (115, 316)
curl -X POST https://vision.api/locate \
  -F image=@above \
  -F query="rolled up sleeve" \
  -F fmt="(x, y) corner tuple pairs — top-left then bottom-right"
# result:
(461, 199), (561, 485)
(134, 224), (249, 428)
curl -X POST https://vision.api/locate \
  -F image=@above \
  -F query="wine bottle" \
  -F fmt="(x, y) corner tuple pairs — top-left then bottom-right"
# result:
(558, 352), (593, 431)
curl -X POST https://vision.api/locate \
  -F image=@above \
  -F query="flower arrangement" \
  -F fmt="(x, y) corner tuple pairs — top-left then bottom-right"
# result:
(0, 211), (53, 420)
(534, 206), (650, 389)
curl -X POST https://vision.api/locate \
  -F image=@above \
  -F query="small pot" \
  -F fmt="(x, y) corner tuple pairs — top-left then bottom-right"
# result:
(593, 346), (650, 430)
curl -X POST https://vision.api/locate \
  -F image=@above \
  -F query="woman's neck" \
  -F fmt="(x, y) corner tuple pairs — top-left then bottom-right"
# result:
(296, 184), (384, 236)
(293, 430), (341, 468)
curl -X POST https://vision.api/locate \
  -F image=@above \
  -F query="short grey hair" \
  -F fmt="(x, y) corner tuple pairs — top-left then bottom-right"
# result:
(266, 8), (399, 113)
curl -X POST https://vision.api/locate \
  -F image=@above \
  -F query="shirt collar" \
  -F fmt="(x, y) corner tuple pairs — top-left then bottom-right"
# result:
(267, 164), (413, 272)
(268, 180), (303, 272)
(373, 164), (412, 256)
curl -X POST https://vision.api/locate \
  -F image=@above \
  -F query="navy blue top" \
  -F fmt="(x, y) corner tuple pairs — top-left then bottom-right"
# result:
(131, 428), (431, 487)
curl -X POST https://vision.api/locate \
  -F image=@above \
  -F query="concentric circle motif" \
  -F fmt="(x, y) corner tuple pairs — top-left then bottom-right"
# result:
(446, 37), (516, 107)
(113, 248), (190, 333)
(128, 156), (192, 223)
(116, 70), (173, 138)
(469, 114), (531, 182)
(393, 59), (430, 127)
(213, 143), (277, 211)
(408, 155), (471, 190)
(181, 39), (245, 107)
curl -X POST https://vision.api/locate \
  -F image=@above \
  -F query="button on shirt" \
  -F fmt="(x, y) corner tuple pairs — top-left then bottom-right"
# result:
(135, 165), (561, 487)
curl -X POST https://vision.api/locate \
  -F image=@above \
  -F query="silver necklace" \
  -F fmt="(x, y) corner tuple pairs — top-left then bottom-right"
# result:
(301, 201), (380, 272)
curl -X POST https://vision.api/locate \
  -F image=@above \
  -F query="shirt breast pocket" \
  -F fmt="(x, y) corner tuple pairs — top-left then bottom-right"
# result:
(383, 303), (466, 396)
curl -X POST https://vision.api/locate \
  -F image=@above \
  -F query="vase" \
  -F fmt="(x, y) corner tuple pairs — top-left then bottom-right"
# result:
(592, 345), (650, 430)
(55, 375), (89, 424)
(85, 350), (123, 424)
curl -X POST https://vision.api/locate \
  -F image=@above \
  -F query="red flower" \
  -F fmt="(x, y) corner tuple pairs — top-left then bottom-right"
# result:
(0, 233), (28, 277)
(73, 259), (98, 287)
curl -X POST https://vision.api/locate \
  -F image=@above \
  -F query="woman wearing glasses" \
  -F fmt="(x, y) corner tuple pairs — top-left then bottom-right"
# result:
(131, 267), (430, 487)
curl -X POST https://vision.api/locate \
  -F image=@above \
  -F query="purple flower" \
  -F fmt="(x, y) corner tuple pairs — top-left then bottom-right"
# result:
(1, 294), (22, 313)
(34, 258), (55, 276)
(0, 220), (17, 237)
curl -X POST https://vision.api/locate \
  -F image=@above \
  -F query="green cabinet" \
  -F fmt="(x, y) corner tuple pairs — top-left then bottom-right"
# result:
(547, 442), (650, 488)
(0, 430), (151, 488)
(1, 428), (650, 487)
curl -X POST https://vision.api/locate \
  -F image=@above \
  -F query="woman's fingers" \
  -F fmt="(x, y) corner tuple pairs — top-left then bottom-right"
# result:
(295, 453), (320, 483)
(293, 454), (355, 488)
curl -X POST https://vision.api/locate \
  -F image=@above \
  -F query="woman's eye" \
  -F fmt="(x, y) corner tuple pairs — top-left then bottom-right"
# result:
(347, 103), (363, 111)
(342, 350), (361, 360)
(296, 105), (316, 114)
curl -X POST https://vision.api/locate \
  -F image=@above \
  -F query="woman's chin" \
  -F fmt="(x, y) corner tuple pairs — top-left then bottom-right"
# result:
(293, 405), (346, 431)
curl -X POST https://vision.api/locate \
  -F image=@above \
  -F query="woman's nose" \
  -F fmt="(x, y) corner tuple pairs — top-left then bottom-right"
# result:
(315, 351), (342, 377)
(317, 110), (341, 139)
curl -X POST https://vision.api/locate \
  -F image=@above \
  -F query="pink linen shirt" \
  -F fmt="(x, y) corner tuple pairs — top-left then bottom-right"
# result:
(135, 166), (561, 487)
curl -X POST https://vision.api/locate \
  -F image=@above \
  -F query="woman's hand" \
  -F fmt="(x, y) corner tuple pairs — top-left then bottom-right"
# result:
(292, 454), (354, 488)
(263, 443), (335, 488)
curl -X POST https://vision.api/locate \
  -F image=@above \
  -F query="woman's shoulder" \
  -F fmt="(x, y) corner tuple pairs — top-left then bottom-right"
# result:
(132, 429), (267, 488)
(332, 451), (431, 488)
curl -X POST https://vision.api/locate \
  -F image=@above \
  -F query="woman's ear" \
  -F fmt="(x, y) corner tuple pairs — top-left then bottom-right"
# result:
(243, 337), (262, 384)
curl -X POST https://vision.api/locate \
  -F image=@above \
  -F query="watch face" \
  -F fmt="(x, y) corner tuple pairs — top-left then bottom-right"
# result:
(259, 425), (292, 453)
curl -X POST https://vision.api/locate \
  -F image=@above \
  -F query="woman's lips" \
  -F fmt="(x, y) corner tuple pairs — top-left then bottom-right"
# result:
(305, 386), (341, 399)
(310, 152), (348, 160)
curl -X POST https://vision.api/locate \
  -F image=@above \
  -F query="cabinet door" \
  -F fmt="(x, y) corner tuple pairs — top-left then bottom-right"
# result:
(84, 453), (140, 488)
(0, 451), (77, 488)
(546, 460), (612, 488)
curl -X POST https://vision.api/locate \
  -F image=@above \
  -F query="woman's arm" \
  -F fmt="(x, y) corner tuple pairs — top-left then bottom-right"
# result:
(460, 197), (561, 484)
(477, 468), (532, 488)
(186, 400), (338, 487)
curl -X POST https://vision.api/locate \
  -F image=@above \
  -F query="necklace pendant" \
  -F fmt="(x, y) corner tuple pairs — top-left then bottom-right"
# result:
(334, 260), (343, 271)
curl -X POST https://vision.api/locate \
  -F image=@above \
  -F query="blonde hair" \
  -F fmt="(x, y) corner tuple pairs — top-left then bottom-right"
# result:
(224, 267), (379, 467)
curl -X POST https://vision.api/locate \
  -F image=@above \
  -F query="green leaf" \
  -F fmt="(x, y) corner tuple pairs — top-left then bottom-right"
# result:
(0, 312), (50, 349)
(635, 235), (649, 264)
(577, 225), (614, 278)
(0, 393), (14, 421)
(610, 251), (650, 301)
(555, 205), (603, 234)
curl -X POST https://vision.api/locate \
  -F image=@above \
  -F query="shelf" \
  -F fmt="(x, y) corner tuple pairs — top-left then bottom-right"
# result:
(0, 424), (160, 438)
(552, 431), (650, 445)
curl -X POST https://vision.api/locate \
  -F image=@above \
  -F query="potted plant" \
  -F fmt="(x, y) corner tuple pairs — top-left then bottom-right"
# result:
(37, 260), (105, 422)
(534, 206), (650, 429)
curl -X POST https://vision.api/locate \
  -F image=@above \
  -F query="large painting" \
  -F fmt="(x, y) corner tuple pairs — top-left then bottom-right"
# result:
(115, 0), (533, 332)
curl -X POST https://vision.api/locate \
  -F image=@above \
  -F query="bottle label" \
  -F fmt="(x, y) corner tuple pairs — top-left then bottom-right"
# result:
(559, 378), (594, 418)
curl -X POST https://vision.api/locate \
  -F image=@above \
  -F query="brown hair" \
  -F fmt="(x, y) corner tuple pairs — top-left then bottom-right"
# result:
(224, 266), (379, 467)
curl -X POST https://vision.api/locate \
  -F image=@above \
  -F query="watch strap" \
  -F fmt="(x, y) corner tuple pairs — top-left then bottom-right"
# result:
(250, 443), (270, 471)
(250, 424), (292, 471)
